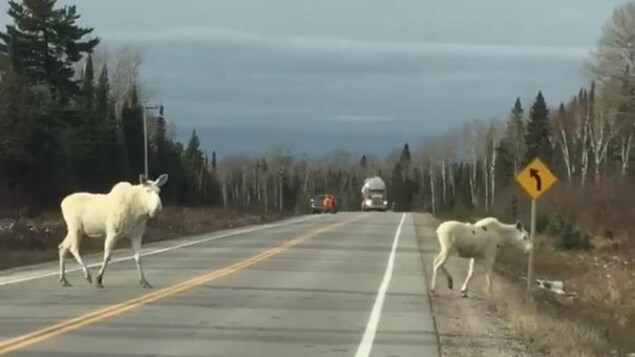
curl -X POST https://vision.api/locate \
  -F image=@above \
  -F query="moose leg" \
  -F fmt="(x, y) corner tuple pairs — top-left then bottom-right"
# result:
(441, 265), (454, 290)
(58, 237), (72, 287)
(430, 254), (440, 294)
(431, 250), (452, 293)
(69, 244), (92, 284)
(95, 234), (117, 288)
(430, 253), (442, 293)
(131, 234), (152, 289)
(483, 249), (497, 295)
(460, 258), (475, 298)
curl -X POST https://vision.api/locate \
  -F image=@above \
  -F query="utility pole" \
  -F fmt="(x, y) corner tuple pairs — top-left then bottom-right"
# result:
(142, 103), (161, 179)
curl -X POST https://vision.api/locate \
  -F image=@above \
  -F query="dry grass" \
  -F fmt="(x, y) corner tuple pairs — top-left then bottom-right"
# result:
(0, 206), (290, 270)
(486, 273), (610, 357)
(495, 234), (635, 356)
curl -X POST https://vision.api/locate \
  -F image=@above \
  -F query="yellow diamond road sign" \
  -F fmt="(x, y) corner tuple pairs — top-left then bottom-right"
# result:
(515, 157), (558, 200)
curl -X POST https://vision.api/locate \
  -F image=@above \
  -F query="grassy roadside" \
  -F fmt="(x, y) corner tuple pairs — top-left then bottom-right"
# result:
(0, 207), (292, 271)
(494, 233), (634, 356)
(417, 212), (634, 357)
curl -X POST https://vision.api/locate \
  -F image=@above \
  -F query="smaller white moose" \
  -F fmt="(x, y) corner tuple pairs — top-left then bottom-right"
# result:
(58, 174), (168, 289)
(430, 216), (532, 298)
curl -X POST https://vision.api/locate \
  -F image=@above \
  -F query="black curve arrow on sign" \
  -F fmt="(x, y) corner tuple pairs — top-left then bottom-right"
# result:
(529, 168), (542, 191)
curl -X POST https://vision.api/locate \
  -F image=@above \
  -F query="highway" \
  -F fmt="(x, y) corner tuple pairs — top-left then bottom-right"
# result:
(0, 212), (440, 357)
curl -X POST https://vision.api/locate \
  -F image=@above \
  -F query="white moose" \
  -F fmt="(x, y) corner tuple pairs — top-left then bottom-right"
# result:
(430, 216), (533, 298)
(57, 174), (168, 289)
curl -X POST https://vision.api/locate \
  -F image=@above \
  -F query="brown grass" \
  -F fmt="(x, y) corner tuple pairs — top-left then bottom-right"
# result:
(486, 273), (610, 357)
(495, 233), (635, 356)
(0, 206), (290, 270)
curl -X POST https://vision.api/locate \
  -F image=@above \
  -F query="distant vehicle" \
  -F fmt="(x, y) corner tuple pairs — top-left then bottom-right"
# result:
(310, 194), (337, 214)
(361, 176), (388, 211)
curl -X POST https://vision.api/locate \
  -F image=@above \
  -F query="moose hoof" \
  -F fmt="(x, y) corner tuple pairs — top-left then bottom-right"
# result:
(140, 280), (153, 289)
(95, 276), (104, 288)
(85, 275), (93, 284)
(461, 290), (468, 298)
(60, 278), (71, 287)
(448, 281), (454, 290)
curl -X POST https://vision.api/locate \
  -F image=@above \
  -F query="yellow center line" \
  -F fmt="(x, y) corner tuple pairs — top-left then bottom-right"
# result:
(0, 214), (365, 355)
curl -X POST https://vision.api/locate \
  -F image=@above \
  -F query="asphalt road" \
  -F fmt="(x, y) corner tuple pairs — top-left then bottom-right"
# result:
(0, 212), (440, 357)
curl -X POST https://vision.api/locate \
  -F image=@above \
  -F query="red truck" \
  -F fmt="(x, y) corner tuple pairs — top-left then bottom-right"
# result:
(310, 194), (338, 214)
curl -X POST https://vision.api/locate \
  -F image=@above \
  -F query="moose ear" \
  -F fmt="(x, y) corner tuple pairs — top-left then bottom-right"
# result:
(515, 220), (523, 230)
(153, 173), (168, 187)
(139, 174), (148, 185)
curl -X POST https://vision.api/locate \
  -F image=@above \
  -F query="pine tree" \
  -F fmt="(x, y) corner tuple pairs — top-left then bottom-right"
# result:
(94, 63), (126, 185)
(495, 97), (526, 187)
(185, 129), (204, 171)
(504, 97), (526, 173)
(120, 85), (143, 178)
(95, 63), (109, 114)
(184, 128), (205, 204)
(360, 154), (367, 168)
(399, 143), (412, 170)
(524, 91), (553, 165)
(0, 0), (100, 104)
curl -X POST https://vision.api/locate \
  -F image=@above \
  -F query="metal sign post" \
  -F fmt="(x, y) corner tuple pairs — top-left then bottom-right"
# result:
(515, 157), (558, 294)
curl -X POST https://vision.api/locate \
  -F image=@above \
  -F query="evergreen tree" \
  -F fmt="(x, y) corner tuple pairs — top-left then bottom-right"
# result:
(184, 128), (205, 203)
(95, 63), (127, 185)
(185, 129), (204, 171)
(95, 63), (109, 114)
(399, 143), (412, 170)
(496, 97), (526, 186)
(504, 97), (526, 173)
(0, 0), (100, 104)
(120, 85), (143, 178)
(212, 151), (217, 173)
(524, 91), (553, 165)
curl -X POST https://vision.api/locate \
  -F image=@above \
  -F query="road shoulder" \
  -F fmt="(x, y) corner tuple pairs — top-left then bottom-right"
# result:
(367, 213), (440, 357)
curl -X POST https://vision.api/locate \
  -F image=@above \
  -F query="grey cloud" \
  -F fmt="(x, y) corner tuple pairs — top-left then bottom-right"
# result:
(108, 27), (591, 60)
(0, 0), (626, 158)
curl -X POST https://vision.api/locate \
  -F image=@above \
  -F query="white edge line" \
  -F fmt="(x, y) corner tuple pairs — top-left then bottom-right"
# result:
(0, 214), (322, 287)
(354, 212), (407, 357)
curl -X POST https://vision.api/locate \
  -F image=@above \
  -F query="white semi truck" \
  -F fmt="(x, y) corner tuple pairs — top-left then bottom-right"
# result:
(361, 176), (389, 211)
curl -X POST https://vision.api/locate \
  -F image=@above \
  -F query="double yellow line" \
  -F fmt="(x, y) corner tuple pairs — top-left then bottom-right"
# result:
(0, 214), (364, 355)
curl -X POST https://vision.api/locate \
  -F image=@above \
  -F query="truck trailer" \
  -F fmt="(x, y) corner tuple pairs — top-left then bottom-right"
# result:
(361, 176), (388, 211)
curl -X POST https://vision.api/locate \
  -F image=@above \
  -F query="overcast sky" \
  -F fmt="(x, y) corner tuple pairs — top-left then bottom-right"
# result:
(1, 0), (629, 158)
